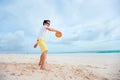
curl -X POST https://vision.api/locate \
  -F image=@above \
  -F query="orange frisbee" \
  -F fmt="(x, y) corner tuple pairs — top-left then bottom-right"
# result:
(55, 32), (62, 38)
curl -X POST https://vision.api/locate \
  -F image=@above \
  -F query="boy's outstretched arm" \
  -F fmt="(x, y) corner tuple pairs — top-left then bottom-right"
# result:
(46, 27), (60, 33)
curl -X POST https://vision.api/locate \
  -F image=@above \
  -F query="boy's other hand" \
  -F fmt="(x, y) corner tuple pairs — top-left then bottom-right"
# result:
(34, 43), (38, 48)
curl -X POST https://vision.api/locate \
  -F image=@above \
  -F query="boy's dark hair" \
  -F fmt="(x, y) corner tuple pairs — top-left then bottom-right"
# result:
(43, 20), (50, 25)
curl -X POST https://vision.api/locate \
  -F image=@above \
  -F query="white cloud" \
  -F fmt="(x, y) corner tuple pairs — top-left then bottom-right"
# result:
(0, 31), (25, 51)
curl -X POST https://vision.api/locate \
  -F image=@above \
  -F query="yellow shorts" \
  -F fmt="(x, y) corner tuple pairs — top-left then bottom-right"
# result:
(37, 38), (48, 53)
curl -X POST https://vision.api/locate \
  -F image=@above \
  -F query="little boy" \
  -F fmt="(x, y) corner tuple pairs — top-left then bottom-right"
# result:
(34, 20), (60, 70)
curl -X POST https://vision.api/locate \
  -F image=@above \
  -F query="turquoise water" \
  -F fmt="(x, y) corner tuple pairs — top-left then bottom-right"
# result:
(0, 50), (120, 54)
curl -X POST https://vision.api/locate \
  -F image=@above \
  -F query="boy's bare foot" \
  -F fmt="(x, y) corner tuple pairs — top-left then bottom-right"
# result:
(40, 68), (50, 71)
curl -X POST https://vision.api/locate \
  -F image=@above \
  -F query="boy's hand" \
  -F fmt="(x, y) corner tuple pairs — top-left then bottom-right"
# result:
(56, 31), (61, 33)
(34, 43), (38, 48)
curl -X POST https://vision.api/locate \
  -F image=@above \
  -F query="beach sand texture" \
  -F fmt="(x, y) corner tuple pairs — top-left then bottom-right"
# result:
(0, 54), (120, 80)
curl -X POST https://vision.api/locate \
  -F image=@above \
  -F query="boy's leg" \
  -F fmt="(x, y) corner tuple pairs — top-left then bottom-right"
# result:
(38, 54), (43, 66)
(40, 50), (48, 70)
(39, 54), (47, 66)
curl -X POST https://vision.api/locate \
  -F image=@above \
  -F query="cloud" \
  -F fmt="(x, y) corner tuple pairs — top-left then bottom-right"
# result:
(48, 0), (119, 25)
(0, 31), (25, 51)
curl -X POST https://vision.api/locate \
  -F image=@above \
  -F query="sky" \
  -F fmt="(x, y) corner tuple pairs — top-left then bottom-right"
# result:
(0, 0), (120, 53)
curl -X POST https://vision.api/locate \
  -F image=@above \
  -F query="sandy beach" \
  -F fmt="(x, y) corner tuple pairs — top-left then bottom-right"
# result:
(0, 53), (120, 80)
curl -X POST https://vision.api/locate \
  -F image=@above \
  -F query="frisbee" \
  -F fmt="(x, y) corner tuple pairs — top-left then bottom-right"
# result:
(55, 32), (62, 38)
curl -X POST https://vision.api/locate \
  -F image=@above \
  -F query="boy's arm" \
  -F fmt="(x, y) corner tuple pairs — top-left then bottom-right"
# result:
(46, 27), (60, 33)
(34, 41), (38, 48)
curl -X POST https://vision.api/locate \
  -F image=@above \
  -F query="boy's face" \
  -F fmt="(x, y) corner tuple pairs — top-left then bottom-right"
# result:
(44, 23), (50, 27)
